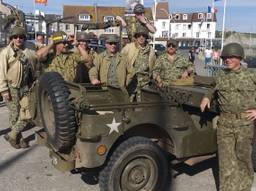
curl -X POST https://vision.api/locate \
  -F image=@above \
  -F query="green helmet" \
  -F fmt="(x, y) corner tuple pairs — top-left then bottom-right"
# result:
(133, 3), (145, 14)
(52, 31), (68, 44)
(221, 43), (244, 59)
(10, 26), (26, 37)
(134, 24), (149, 38)
(105, 34), (119, 43)
(76, 32), (91, 41)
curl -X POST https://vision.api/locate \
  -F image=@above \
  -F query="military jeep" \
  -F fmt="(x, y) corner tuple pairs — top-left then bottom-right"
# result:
(35, 72), (218, 191)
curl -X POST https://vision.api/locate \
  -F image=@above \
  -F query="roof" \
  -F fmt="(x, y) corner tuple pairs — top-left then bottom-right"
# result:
(170, 12), (217, 23)
(63, 5), (153, 23)
(155, 1), (169, 19)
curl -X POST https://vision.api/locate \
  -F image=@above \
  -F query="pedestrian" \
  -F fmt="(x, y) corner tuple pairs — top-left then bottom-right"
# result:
(35, 32), (45, 50)
(153, 39), (194, 87)
(36, 31), (93, 82)
(200, 42), (256, 191)
(0, 26), (37, 149)
(204, 47), (212, 68)
(121, 25), (156, 101)
(89, 34), (128, 88)
(116, 3), (156, 42)
(212, 47), (220, 65)
(188, 47), (195, 64)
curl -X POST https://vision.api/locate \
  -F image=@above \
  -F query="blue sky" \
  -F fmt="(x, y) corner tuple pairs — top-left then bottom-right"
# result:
(3, 0), (256, 33)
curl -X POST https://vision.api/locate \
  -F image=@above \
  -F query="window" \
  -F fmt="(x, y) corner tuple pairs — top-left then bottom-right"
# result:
(162, 21), (166, 29)
(196, 32), (200, 38)
(183, 24), (186, 30)
(175, 24), (180, 30)
(162, 31), (168, 38)
(207, 13), (212, 19)
(183, 14), (188, 20)
(65, 24), (70, 30)
(77, 25), (82, 30)
(188, 24), (191, 29)
(79, 14), (90, 21)
(208, 32), (211, 38)
(175, 33), (178, 38)
(174, 14), (180, 20)
(198, 13), (204, 19)
(103, 16), (114, 22)
(207, 24), (210, 29)
(104, 28), (114, 33)
(182, 33), (186, 37)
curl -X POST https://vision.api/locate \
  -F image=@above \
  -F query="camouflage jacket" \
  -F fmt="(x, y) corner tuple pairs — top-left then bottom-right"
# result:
(152, 53), (193, 86)
(0, 43), (37, 92)
(121, 42), (156, 81)
(205, 66), (256, 113)
(45, 52), (83, 82)
(89, 51), (128, 87)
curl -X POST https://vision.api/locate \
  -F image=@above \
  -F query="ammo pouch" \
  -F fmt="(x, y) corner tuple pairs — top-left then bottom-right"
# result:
(19, 84), (36, 120)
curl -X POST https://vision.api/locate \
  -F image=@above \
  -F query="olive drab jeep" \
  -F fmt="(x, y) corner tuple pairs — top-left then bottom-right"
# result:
(35, 72), (219, 191)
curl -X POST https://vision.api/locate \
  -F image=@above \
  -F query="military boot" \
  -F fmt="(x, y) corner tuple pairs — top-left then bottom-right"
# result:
(17, 133), (29, 148)
(3, 134), (21, 149)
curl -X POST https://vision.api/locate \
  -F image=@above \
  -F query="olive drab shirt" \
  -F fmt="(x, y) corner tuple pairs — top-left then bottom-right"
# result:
(45, 52), (83, 82)
(0, 43), (37, 93)
(152, 53), (194, 86)
(89, 51), (128, 87)
(205, 66), (256, 114)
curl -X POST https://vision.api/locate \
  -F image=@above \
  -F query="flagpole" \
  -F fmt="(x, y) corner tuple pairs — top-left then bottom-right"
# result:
(210, 0), (214, 49)
(221, 0), (227, 51)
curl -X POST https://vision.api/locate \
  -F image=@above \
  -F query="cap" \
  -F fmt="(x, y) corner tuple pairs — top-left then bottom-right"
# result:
(167, 38), (178, 47)
(105, 34), (119, 43)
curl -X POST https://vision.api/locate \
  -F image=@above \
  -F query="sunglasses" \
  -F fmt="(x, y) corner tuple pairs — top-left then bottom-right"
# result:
(12, 35), (25, 39)
(108, 42), (118, 45)
(167, 44), (176, 48)
(135, 33), (147, 38)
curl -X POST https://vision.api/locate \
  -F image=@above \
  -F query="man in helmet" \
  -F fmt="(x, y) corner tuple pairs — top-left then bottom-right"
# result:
(153, 38), (194, 87)
(0, 26), (37, 149)
(121, 26), (156, 101)
(116, 3), (156, 42)
(200, 42), (256, 191)
(89, 34), (128, 88)
(36, 31), (93, 82)
(74, 32), (96, 83)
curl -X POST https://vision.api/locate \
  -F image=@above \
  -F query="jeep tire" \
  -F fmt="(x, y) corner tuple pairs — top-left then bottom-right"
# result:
(39, 72), (77, 153)
(99, 136), (170, 191)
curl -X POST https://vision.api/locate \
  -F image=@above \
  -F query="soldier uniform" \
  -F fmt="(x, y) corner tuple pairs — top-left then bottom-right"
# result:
(153, 39), (194, 87)
(44, 31), (91, 82)
(89, 34), (128, 87)
(0, 26), (37, 149)
(202, 43), (255, 191)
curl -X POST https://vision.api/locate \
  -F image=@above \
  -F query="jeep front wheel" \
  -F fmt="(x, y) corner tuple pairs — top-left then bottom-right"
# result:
(99, 136), (170, 191)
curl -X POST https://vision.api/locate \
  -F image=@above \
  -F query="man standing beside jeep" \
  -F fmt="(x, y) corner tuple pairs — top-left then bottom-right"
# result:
(0, 26), (37, 149)
(200, 42), (256, 191)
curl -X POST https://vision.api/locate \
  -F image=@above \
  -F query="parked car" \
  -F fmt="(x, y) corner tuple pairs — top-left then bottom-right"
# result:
(150, 43), (166, 57)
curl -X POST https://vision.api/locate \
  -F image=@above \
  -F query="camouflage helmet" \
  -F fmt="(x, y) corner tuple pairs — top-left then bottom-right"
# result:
(167, 38), (178, 48)
(134, 24), (149, 38)
(105, 34), (119, 43)
(133, 3), (145, 14)
(221, 42), (244, 59)
(10, 26), (26, 38)
(52, 31), (68, 44)
(76, 32), (91, 41)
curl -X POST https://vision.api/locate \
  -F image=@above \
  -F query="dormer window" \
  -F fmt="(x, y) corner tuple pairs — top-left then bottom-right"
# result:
(207, 13), (212, 19)
(198, 13), (204, 19)
(103, 16), (115, 22)
(79, 14), (90, 21)
(183, 14), (187, 20)
(174, 14), (180, 20)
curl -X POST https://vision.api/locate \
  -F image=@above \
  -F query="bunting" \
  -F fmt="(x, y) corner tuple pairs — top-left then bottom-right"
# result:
(208, 6), (218, 13)
(35, 0), (47, 5)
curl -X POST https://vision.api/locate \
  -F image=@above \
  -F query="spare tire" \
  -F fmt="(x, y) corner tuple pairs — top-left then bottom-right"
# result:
(38, 72), (77, 153)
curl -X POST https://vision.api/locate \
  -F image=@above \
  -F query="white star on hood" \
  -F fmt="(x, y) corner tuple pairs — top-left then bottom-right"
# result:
(107, 118), (121, 134)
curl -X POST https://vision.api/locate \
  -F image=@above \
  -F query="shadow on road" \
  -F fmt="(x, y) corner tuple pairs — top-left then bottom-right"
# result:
(0, 144), (37, 173)
(71, 167), (100, 185)
(172, 156), (219, 191)
(0, 128), (11, 136)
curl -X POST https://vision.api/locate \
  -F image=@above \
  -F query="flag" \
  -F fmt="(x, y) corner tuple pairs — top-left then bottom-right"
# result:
(208, 6), (218, 13)
(35, 0), (47, 4)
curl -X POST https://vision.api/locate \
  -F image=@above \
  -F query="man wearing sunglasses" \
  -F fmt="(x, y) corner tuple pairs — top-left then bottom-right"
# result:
(89, 34), (127, 88)
(73, 32), (96, 83)
(36, 31), (93, 82)
(0, 26), (37, 149)
(200, 43), (256, 191)
(121, 26), (156, 101)
(153, 38), (194, 87)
